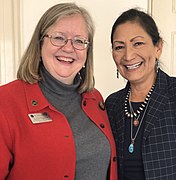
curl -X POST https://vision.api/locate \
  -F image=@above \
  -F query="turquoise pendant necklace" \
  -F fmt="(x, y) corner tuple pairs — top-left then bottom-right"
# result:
(128, 98), (151, 153)
(128, 139), (135, 153)
(127, 84), (155, 153)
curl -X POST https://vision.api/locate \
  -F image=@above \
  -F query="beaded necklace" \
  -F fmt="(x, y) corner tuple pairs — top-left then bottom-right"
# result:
(124, 84), (155, 153)
(124, 84), (155, 120)
(128, 99), (150, 153)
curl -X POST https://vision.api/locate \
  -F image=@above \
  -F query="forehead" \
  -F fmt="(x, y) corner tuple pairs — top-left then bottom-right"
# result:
(113, 21), (149, 40)
(48, 14), (88, 36)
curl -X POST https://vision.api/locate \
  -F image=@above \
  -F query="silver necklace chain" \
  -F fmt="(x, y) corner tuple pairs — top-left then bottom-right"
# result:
(128, 98), (151, 153)
(127, 84), (155, 153)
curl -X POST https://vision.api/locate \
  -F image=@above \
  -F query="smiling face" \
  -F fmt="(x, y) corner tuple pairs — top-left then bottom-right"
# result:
(41, 14), (88, 85)
(112, 21), (162, 86)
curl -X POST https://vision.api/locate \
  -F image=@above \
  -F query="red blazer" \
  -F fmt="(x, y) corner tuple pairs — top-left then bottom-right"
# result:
(0, 80), (117, 180)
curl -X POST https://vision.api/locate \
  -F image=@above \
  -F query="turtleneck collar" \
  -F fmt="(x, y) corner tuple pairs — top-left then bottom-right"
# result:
(39, 63), (81, 97)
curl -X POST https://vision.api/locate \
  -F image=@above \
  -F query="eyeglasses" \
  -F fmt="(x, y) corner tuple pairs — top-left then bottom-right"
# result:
(44, 32), (90, 50)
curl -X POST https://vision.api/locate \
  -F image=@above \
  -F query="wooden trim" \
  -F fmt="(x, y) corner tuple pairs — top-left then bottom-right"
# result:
(0, 0), (21, 84)
(147, 0), (153, 14)
(171, 32), (176, 74)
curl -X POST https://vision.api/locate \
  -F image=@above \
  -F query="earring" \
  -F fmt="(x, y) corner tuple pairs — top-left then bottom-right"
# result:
(78, 72), (82, 80)
(155, 59), (159, 73)
(116, 69), (119, 78)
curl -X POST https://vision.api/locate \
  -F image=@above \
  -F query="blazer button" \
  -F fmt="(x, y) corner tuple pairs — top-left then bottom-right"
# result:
(113, 156), (117, 161)
(99, 101), (105, 111)
(100, 123), (105, 128)
(31, 100), (38, 106)
(83, 100), (87, 106)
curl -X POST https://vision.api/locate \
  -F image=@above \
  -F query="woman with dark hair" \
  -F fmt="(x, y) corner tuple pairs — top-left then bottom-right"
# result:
(106, 8), (176, 180)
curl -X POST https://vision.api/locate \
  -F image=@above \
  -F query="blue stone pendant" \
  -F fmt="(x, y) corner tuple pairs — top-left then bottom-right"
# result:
(128, 143), (134, 153)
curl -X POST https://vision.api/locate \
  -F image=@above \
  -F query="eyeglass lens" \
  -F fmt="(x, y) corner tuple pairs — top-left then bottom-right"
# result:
(48, 32), (89, 50)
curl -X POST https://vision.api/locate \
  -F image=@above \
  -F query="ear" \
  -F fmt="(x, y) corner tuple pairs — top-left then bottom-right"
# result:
(155, 39), (163, 59)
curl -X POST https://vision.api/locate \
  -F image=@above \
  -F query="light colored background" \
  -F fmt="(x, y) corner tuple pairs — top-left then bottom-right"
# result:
(0, 0), (176, 99)
(20, 0), (147, 98)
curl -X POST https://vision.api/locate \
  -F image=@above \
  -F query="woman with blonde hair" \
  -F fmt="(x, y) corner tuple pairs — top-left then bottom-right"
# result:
(0, 3), (117, 179)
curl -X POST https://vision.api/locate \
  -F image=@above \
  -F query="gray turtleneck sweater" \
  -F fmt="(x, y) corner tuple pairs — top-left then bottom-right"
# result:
(39, 65), (111, 180)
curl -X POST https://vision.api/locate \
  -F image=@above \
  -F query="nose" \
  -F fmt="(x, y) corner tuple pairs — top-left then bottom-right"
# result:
(61, 39), (74, 52)
(123, 46), (135, 61)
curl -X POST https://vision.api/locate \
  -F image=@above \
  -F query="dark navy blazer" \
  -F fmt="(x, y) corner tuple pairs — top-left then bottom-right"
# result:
(105, 69), (176, 180)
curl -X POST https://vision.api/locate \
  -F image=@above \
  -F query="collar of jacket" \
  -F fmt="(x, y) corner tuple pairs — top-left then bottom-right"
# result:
(23, 81), (97, 113)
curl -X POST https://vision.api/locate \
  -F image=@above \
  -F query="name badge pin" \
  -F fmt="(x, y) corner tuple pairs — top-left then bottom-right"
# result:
(28, 112), (52, 124)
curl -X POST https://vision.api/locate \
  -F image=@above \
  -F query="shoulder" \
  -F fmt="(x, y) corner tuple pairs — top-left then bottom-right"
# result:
(167, 75), (176, 88)
(157, 69), (176, 94)
(0, 80), (24, 96)
(83, 88), (104, 101)
(166, 75), (176, 100)
(105, 88), (126, 105)
(0, 80), (39, 105)
(0, 79), (23, 88)
(105, 88), (127, 117)
(92, 88), (103, 100)
(0, 80), (26, 112)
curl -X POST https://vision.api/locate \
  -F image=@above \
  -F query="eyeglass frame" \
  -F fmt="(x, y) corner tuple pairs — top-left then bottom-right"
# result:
(43, 32), (90, 50)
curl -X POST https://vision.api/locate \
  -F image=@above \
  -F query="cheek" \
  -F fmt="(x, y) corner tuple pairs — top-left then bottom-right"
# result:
(78, 50), (87, 64)
(41, 41), (58, 58)
(145, 46), (157, 59)
(41, 43), (50, 58)
(147, 50), (157, 64)
(41, 45), (56, 69)
(112, 52), (121, 65)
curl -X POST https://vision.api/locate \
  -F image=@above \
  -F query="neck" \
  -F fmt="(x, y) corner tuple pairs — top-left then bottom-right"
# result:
(129, 89), (148, 102)
(130, 81), (156, 102)
(124, 84), (155, 118)
(129, 70), (157, 102)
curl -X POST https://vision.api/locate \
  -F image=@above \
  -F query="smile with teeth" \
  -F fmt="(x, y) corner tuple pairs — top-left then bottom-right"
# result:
(125, 62), (142, 69)
(56, 56), (74, 63)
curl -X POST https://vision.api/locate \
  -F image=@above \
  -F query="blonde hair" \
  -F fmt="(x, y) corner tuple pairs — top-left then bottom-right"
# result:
(17, 3), (95, 93)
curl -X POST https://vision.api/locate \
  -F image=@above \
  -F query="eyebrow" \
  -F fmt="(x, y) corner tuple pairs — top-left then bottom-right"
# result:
(130, 36), (145, 42)
(113, 36), (145, 44)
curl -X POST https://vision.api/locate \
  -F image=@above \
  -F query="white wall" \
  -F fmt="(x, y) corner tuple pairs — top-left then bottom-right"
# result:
(0, 0), (21, 85)
(20, 0), (148, 98)
(150, 0), (176, 76)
